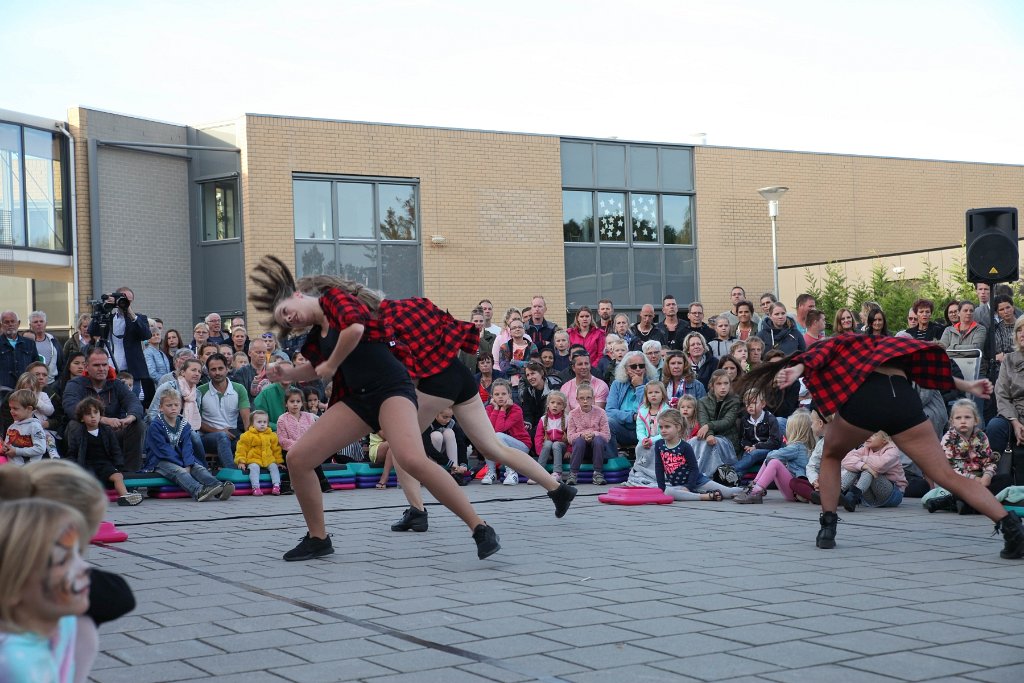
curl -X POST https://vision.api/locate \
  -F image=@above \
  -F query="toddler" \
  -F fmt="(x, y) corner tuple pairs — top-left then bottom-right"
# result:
(655, 409), (743, 500)
(69, 398), (142, 506)
(144, 389), (233, 502)
(677, 395), (701, 438)
(928, 399), (998, 514)
(15, 368), (60, 459)
(482, 379), (530, 485)
(423, 409), (470, 483)
(534, 391), (569, 483)
(627, 381), (669, 487)
(840, 430), (906, 511)
(566, 383), (610, 486)
(4, 389), (47, 465)
(236, 409), (284, 496)
(735, 410), (816, 504)
(304, 388), (325, 417)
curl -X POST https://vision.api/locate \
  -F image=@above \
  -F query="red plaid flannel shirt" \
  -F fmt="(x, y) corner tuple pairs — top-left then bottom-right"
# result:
(301, 288), (407, 403)
(791, 333), (954, 416)
(379, 298), (479, 379)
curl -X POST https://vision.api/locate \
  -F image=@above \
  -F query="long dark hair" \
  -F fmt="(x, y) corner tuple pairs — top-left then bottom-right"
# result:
(864, 306), (889, 336)
(58, 351), (86, 391)
(737, 353), (797, 411)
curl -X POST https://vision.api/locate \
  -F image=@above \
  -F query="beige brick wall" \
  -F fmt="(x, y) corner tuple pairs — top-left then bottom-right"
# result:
(240, 116), (566, 328)
(67, 108), (92, 315)
(694, 146), (1024, 316)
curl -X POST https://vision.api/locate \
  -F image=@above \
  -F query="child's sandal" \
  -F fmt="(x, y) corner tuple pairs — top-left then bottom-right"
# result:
(705, 490), (723, 502)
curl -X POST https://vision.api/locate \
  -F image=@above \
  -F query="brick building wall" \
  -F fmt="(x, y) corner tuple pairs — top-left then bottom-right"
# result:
(694, 146), (1024, 315)
(239, 116), (566, 328)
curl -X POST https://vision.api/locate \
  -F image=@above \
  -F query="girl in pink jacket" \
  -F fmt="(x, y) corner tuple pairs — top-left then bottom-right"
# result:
(566, 383), (611, 487)
(483, 379), (531, 486)
(840, 430), (906, 511)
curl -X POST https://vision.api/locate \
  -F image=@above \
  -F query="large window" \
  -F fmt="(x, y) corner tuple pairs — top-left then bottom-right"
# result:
(293, 176), (421, 298)
(561, 140), (696, 310)
(0, 121), (68, 252)
(200, 180), (239, 241)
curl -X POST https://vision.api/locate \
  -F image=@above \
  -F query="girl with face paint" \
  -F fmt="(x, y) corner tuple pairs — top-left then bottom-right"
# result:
(0, 498), (92, 683)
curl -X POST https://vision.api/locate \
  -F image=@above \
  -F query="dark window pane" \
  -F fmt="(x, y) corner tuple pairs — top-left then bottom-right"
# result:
(597, 192), (626, 243)
(561, 141), (593, 187)
(0, 124), (24, 246)
(378, 184), (416, 240)
(630, 146), (658, 189)
(381, 244), (421, 298)
(202, 181), (238, 241)
(564, 246), (598, 310)
(562, 190), (593, 243)
(630, 193), (658, 243)
(662, 195), (693, 245)
(337, 183), (374, 238)
(596, 144), (626, 187)
(295, 242), (337, 277)
(633, 248), (662, 306)
(665, 250), (697, 304)
(293, 181), (332, 240)
(599, 248), (629, 304)
(338, 243), (379, 288)
(24, 128), (62, 251)
(660, 147), (693, 191)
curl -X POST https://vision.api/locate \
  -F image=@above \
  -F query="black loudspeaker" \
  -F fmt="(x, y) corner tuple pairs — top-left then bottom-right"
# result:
(966, 207), (1018, 283)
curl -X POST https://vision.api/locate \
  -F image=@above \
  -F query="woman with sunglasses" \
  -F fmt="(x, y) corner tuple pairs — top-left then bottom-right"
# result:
(260, 331), (291, 362)
(604, 351), (657, 454)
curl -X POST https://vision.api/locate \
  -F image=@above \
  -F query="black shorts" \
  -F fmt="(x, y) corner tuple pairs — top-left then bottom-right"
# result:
(838, 373), (927, 436)
(85, 461), (121, 486)
(417, 360), (480, 406)
(338, 342), (418, 432)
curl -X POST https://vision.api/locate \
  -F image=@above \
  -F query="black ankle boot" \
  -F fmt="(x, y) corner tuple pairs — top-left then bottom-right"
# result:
(391, 506), (428, 532)
(996, 511), (1024, 559)
(841, 487), (862, 513)
(925, 494), (955, 513)
(816, 511), (840, 549)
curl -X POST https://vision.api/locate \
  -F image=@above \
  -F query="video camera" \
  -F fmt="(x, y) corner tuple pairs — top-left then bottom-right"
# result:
(88, 292), (131, 349)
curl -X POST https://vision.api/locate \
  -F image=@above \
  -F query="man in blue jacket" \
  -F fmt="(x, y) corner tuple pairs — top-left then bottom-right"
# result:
(88, 287), (152, 402)
(0, 310), (40, 389)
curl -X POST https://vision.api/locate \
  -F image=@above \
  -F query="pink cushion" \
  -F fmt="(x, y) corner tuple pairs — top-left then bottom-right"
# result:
(91, 521), (128, 544)
(598, 486), (673, 505)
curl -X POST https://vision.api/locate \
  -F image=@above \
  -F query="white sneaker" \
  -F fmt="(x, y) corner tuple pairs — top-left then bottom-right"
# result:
(481, 470), (497, 485)
(503, 470), (519, 486)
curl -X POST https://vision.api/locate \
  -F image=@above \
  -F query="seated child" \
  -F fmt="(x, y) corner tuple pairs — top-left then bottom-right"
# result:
(0, 498), (92, 683)
(627, 381), (669, 488)
(3, 389), (47, 465)
(482, 379), (531, 486)
(68, 397), (142, 506)
(840, 430), (906, 511)
(927, 399), (998, 514)
(734, 410), (815, 504)
(535, 391), (569, 484)
(231, 352), (249, 371)
(423, 408), (470, 484)
(366, 432), (394, 488)
(566, 383), (610, 486)
(734, 389), (782, 477)
(655, 408), (743, 500)
(235, 409), (284, 496)
(688, 370), (742, 477)
(275, 389), (332, 493)
(304, 388), (325, 417)
(143, 389), (234, 502)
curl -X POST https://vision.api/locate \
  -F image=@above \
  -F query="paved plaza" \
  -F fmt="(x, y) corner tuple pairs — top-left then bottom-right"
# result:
(88, 485), (1024, 683)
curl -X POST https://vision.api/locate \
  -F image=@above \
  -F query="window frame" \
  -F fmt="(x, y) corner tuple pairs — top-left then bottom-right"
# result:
(198, 177), (241, 243)
(0, 119), (71, 255)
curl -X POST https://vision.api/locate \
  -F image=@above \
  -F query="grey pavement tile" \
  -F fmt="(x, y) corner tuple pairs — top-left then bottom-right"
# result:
(632, 632), (742, 657)
(455, 662), (533, 683)
(531, 607), (630, 627)
(941, 614), (1024, 634)
(844, 652), (981, 680)
(966, 663), (1024, 683)
(748, 601), (843, 619)
(473, 633), (565, 658)
(273, 658), (394, 682)
(282, 637), (398, 663)
(289, 622), (379, 642)
(184, 674), (291, 683)
(190, 649), (308, 675)
(214, 613), (320, 633)
(688, 607), (789, 628)
(659, 652), (781, 681)
(90, 661), (209, 683)
(201, 629), (315, 652)
(595, 599), (697, 619)
(552, 642), (673, 668)
(451, 615), (555, 639)
(736, 641), (857, 668)
(496, 653), (589, 678)
(808, 630), (931, 655)
(104, 639), (223, 665)
(129, 620), (233, 644)
(535, 624), (647, 647)
(876, 621), (1000, 645)
(615, 616), (711, 637)
(360, 668), (495, 683)
(918, 641), (1024, 667)
(566, 664), (703, 682)
(775, 614), (891, 635)
(703, 623), (818, 646)
(762, 664), (900, 683)
(369, 648), (475, 673)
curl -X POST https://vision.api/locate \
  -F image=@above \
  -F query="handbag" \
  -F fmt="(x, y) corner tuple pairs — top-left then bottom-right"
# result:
(714, 464), (739, 486)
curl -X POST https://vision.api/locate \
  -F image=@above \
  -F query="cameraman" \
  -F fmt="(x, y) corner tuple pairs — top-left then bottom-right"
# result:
(88, 287), (153, 406)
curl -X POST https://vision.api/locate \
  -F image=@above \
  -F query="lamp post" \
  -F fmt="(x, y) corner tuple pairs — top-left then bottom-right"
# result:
(758, 186), (789, 298)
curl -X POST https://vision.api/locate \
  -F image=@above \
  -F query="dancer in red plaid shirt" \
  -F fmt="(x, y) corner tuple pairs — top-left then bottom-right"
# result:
(742, 332), (1023, 559)
(249, 256), (500, 562)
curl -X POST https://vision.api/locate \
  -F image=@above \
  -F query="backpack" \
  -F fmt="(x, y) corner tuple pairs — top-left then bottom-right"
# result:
(714, 464), (739, 486)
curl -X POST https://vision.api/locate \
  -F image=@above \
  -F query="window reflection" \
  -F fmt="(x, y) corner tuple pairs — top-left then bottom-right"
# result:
(597, 192), (626, 242)
(562, 191), (593, 242)
(378, 184), (416, 240)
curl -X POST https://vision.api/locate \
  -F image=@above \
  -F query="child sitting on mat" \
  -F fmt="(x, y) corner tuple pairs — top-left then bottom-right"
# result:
(68, 397), (141, 506)
(655, 408), (743, 501)
(275, 388), (331, 493)
(423, 409), (469, 485)
(235, 409), (284, 496)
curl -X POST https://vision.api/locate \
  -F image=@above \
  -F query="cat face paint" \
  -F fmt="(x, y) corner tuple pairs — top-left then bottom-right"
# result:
(42, 524), (91, 611)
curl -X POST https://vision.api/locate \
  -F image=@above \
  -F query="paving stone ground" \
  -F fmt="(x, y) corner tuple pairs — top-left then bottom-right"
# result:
(89, 485), (1024, 683)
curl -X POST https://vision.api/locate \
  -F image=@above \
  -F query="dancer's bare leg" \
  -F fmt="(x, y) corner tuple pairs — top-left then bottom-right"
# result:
(395, 462), (425, 509)
(892, 421), (1008, 520)
(818, 416), (873, 514)
(380, 396), (483, 531)
(287, 402), (372, 538)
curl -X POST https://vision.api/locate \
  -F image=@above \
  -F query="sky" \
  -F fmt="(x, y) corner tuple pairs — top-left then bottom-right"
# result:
(3, 0), (1023, 164)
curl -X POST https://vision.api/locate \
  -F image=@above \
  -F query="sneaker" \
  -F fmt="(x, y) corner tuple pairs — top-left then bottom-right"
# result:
(565, 472), (578, 486)
(252, 487), (264, 496)
(282, 533), (334, 562)
(481, 469), (497, 485)
(810, 490), (821, 505)
(548, 483), (577, 519)
(196, 485), (220, 502)
(502, 470), (519, 486)
(734, 487), (765, 504)
(391, 506), (428, 532)
(592, 472), (606, 486)
(472, 523), (500, 560)
(217, 481), (235, 501)
(117, 492), (143, 506)
(272, 485), (281, 496)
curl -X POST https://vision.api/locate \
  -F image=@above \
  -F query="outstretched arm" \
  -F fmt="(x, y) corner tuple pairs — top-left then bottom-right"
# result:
(316, 324), (364, 380)
(775, 363), (805, 389)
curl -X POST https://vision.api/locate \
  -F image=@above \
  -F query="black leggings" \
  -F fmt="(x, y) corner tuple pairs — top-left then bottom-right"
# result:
(838, 373), (927, 435)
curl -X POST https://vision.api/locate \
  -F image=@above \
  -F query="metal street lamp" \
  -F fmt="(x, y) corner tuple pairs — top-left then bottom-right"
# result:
(758, 186), (789, 297)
